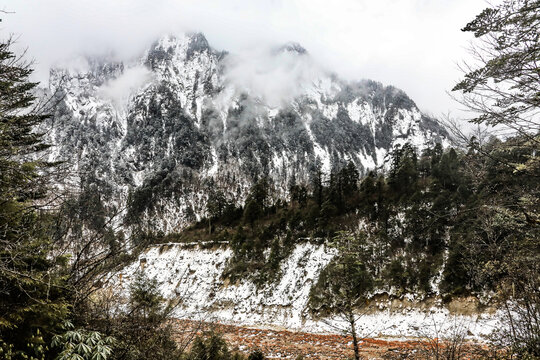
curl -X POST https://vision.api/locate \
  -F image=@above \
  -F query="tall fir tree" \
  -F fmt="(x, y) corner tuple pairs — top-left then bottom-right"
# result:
(0, 38), (69, 358)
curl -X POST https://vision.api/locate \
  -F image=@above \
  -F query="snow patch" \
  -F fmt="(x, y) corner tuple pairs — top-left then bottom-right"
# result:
(113, 242), (499, 340)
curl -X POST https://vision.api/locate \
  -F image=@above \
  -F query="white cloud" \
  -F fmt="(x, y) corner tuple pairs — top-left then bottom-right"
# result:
(3, 0), (494, 117)
(223, 46), (325, 108)
(98, 65), (153, 108)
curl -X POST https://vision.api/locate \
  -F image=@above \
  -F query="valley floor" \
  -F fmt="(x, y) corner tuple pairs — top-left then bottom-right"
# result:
(171, 319), (489, 359)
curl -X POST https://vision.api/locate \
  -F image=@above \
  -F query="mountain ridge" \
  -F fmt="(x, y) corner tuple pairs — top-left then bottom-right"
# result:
(42, 32), (449, 232)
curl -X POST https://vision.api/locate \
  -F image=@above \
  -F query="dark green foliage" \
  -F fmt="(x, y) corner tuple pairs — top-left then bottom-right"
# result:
(453, 3), (540, 343)
(195, 135), (538, 306)
(186, 331), (253, 360)
(309, 234), (373, 314)
(388, 143), (418, 198)
(207, 190), (230, 222)
(125, 162), (186, 224)
(247, 350), (265, 360)
(326, 161), (359, 213)
(289, 183), (308, 208)
(129, 271), (164, 320)
(51, 321), (115, 360)
(243, 199), (261, 228)
(0, 37), (70, 359)
(309, 107), (374, 157)
(186, 332), (230, 360)
(80, 271), (183, 360)
(242, 178), (272, 226)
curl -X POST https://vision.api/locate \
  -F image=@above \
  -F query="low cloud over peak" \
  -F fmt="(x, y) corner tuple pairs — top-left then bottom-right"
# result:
(5, 0), (490, 116)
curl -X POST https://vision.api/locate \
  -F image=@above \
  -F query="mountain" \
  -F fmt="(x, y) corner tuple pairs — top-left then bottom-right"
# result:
(42, 32), (449, 232)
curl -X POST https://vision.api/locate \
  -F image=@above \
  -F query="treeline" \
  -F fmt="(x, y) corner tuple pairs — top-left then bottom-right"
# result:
(188, 138), (538, 300)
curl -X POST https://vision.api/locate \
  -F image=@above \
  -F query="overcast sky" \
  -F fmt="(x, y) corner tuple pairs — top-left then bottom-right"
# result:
(3, 0), (491, 117)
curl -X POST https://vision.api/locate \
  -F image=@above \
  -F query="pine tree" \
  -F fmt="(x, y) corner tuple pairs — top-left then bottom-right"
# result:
(0, 37), (69, 358)
(453, 0), (540, 140)
(452, 2), (540, 354)
(187, 331), (231, 360)
(311, 160), (324, 208)
(359, 171), (377, 219)
(388, 143), (418, 199)
(309, 232), (373, 360)
(207, 190), (229, 233)
(242, 178), (270, 228)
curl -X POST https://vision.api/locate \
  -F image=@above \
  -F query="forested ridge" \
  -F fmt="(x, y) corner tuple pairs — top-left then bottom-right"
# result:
(179, 137), (538, 300)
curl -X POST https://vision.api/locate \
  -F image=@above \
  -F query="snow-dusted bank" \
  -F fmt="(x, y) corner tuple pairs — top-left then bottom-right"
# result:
(112, 242), (501, 340)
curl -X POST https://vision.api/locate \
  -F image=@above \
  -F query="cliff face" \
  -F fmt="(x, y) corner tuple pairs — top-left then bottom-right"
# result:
(43, 32), (448, 232)
(113, 242), (498, 339)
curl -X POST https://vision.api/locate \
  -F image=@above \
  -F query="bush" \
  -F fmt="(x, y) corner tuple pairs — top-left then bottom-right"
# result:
(186, 331), (248, 360)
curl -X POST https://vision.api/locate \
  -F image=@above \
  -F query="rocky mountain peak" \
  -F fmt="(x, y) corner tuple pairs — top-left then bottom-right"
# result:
(43, 31), (449, 232)
(145, 32), (216, 69)
(275, 42), (308, 55)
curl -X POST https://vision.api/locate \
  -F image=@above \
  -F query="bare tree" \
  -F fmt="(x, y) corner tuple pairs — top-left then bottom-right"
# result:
(417, 315), (468, 360)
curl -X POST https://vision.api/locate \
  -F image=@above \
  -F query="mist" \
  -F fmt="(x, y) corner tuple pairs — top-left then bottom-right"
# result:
(222, 46), (327, 108)
(3, 0), (492, 116)
(98, 65), (153, 109)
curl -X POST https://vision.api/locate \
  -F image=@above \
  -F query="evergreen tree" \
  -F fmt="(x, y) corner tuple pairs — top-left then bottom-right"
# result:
(129, 271), (164, 320)
(453, 0), (540, 140)
(359, 171), (377, 219)
(433, 148), (460, 191)
(0, 37), (69, 358)
(452, 1), (540, 354)
(187, 331), (231, 360)
(207, 190), (227, 220)
(207, 190), (229, 233)
(242, 178), (270, 228)
(309, 232), (373, 360)
(388, 143), (418, 199)
(311, 160), (324, 208)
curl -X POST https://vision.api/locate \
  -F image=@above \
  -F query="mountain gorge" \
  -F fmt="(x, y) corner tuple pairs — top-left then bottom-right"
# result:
(43, 32), (448, 232)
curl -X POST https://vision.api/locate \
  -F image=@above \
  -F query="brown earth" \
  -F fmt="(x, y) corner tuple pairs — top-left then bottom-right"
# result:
(171, 319), (490, 359)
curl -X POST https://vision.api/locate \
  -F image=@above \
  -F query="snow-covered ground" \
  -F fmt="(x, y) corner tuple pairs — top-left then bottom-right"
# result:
(112, 242), (501, 341)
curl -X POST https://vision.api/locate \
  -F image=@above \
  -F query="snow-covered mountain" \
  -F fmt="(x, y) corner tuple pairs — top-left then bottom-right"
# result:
(43, 32), (448, 232)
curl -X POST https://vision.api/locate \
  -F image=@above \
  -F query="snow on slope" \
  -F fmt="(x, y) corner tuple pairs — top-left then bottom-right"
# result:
(112, 242), (500, 340)
(43, 32), (450, 232)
